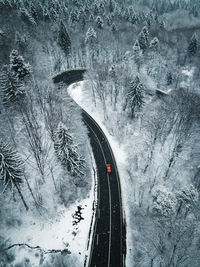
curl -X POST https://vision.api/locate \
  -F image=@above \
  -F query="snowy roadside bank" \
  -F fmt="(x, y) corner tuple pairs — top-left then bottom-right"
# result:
(3, 141), (97, 267)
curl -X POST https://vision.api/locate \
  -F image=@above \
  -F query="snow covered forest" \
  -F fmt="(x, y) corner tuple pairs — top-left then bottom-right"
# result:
(0, 0), (200, 266)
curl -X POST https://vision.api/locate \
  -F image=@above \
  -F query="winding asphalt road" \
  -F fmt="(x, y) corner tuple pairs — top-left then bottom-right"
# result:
(53, 70), (126, 267)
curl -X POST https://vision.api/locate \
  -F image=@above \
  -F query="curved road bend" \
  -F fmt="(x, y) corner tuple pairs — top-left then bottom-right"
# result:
(82, 111), (124, 267)
(52, 70), (125, 267)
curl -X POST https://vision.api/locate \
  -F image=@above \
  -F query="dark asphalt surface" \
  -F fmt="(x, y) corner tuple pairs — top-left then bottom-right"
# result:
(52, 70), (125, 267)
(82, 111), (124, 267)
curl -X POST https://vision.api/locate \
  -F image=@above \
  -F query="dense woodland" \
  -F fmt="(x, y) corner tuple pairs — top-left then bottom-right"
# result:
(0, 0), (200, 266)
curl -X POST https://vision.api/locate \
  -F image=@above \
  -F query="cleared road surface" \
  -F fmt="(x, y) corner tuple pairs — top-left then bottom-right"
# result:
(82, 111), (125, 267)
(53, 70), (126, 267)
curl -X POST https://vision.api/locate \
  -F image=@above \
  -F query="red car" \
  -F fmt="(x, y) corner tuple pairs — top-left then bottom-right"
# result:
(106, 164), (111, 174)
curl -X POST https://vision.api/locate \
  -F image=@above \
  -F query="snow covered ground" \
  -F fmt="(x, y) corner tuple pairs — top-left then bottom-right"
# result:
(68, 81), (132, 267)
(4, 150), (97, 267)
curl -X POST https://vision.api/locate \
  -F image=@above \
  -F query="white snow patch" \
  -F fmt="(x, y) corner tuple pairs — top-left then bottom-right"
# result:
(6, 175), (95, 266)
(182, 68), (194, 77)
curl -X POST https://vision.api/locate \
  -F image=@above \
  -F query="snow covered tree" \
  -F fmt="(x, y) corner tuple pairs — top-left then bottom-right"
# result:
(20, 8), (36, 26)
(0, 65), (25, 104)
(150, 37), (159, 51)
(0, 139), (28, 210)
(166, 71), (172, 85)
(111, 23), (117, 33)
(154, 13), (159, 23)
(54, 122), (85, 178)
(85, 27), (97, 45)
(89, 14), (94, 22)
(142, 26), (149, 44)
(15, 31), (27, 51)
(176, 185), (198, 217)
(133, 39), (143, 69)
(138, 30), (148, 50)
(99, 3), (105, 15)
(70, 10), (78, 23)
(127, 75), (145, 117)
(188, 33), (198, 56)
(109, 0), (115, 13)
(109, 65), (117, 80)
(58, 21), (71, 56)
(96, 16), (104, 29)
(152, 186), (177, 218)
(159, 20), (165, 30)
(146, 17), (151, 28)
(106, 15), (112, 26)
(9, 50), (30, 79)
(93, 3), (99, 16)
(124, 7), (130, 21)
(78, 9), (86, 29)
(130, 12), (137, 24)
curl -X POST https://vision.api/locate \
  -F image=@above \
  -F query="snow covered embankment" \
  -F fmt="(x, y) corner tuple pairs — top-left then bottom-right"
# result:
(4, 147), (97, 267)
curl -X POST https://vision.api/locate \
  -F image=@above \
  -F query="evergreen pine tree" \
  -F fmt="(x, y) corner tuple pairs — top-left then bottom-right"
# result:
(109, 65), (116, 80)
(154, 13), (159, 23)
(133, 40), (142, 69)
(166, 71), (173, 85)
(0, 65), (25, 104)
(124, 7), (130, 21)
(93, 3), (99, 16)
(85, 27), (97, 45)
(188, 33), (198, 56)
(89, 14), (94, 22)
(142, 26), (149, 44)
(15, 31), (27, 51)
(109, 0), (115, 13)
(130, 12), (137, 24)
(54, 123), (85, 178)
(107, 15), (112, 26)
(159, 20), (165, 30)
(96, 16), (104, 29)
(111, 23), (117, 33)
(127, 76), (145, 117)
(70, 10), (78, 23)
(99, 3), (105, 15)
(138, 31), (148, 50)
(58, 21), (71, 56)
(0, 139), (28, 210)
(9, 50), (30, 79)
(146, 17), (151, 27)
(20, 8), (36, 26)
(150, 37), (159, 51)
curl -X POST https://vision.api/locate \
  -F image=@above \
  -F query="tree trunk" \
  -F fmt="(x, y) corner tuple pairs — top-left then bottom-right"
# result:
(14, 180), (29, 211)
